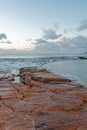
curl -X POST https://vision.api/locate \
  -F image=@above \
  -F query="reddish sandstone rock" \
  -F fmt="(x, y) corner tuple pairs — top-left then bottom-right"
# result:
(0, 83), (35, 130)
(73, 89), (87, 102)
(0, 107), (35, 130)
(0, 67), (87, 130)
(19, 67), (87, 129)
(20, 67), (72, 85)
(31, 72), (72, 83)
(77, 127), (87, 130)
(0, 82), (17, 100)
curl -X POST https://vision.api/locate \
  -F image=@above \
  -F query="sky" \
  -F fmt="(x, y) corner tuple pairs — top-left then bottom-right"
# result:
(0, 0), (87, 54)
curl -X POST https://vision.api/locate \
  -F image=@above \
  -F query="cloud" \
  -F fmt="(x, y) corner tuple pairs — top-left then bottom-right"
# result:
(33, 25), (62, 49)
(77, 19), (87, 32)
(0, 33), (12, 44)
(72, 35), (87, 45)
(32, 35), (87, 53)
(6, 40), (12, 44)
(29, 22), (87, 53)
(0, 33), (7, 39)
(35, 38), (48, 45)
(63, 28), (73, 34)
(52, 23), (59, 31)
(57, 35), (87, 52)
(0, 39), (12, 44)
(60, 35), (87, 46)
(0, 40), (12, 44)
(42, 28), (62, 40)
(26, 39), (32, 41)
(32, 41), (61, 53)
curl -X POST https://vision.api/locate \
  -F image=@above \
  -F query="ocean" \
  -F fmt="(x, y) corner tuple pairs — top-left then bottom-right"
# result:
(0, 53), (87, 86)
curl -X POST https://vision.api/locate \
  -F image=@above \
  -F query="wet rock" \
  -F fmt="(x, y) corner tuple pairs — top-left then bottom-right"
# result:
(0, 70), (14, 81)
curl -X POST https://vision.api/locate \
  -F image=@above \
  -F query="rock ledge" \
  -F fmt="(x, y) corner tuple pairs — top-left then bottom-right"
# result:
(0, 67), (87, 130)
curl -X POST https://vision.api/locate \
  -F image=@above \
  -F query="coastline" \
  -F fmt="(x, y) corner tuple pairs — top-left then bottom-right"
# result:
(0, 67), (87, 129)
(0, 54), (87, 86)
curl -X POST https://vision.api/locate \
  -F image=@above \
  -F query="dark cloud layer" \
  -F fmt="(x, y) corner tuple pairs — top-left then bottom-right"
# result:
(33, 35), (87, 53)
(77, 19), (87, 31)
(60, 35), (87, 45)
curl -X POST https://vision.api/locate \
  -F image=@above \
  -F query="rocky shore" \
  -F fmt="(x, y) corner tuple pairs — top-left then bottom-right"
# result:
(0, 67), (87, 130)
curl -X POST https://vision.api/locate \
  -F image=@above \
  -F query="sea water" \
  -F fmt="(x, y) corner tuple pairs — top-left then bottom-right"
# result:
(0, 53), (87, 86)
(44, 60), (87, 86)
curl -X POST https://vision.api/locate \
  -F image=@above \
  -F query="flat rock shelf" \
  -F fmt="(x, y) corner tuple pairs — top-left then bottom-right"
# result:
(0, 67), (87, 130)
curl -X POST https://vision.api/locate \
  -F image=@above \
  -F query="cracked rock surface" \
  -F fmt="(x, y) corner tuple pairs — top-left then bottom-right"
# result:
(0, 67), (87, 130)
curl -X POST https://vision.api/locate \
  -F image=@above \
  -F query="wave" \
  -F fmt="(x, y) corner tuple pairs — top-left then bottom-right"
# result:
(0, 55), (87, 72)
